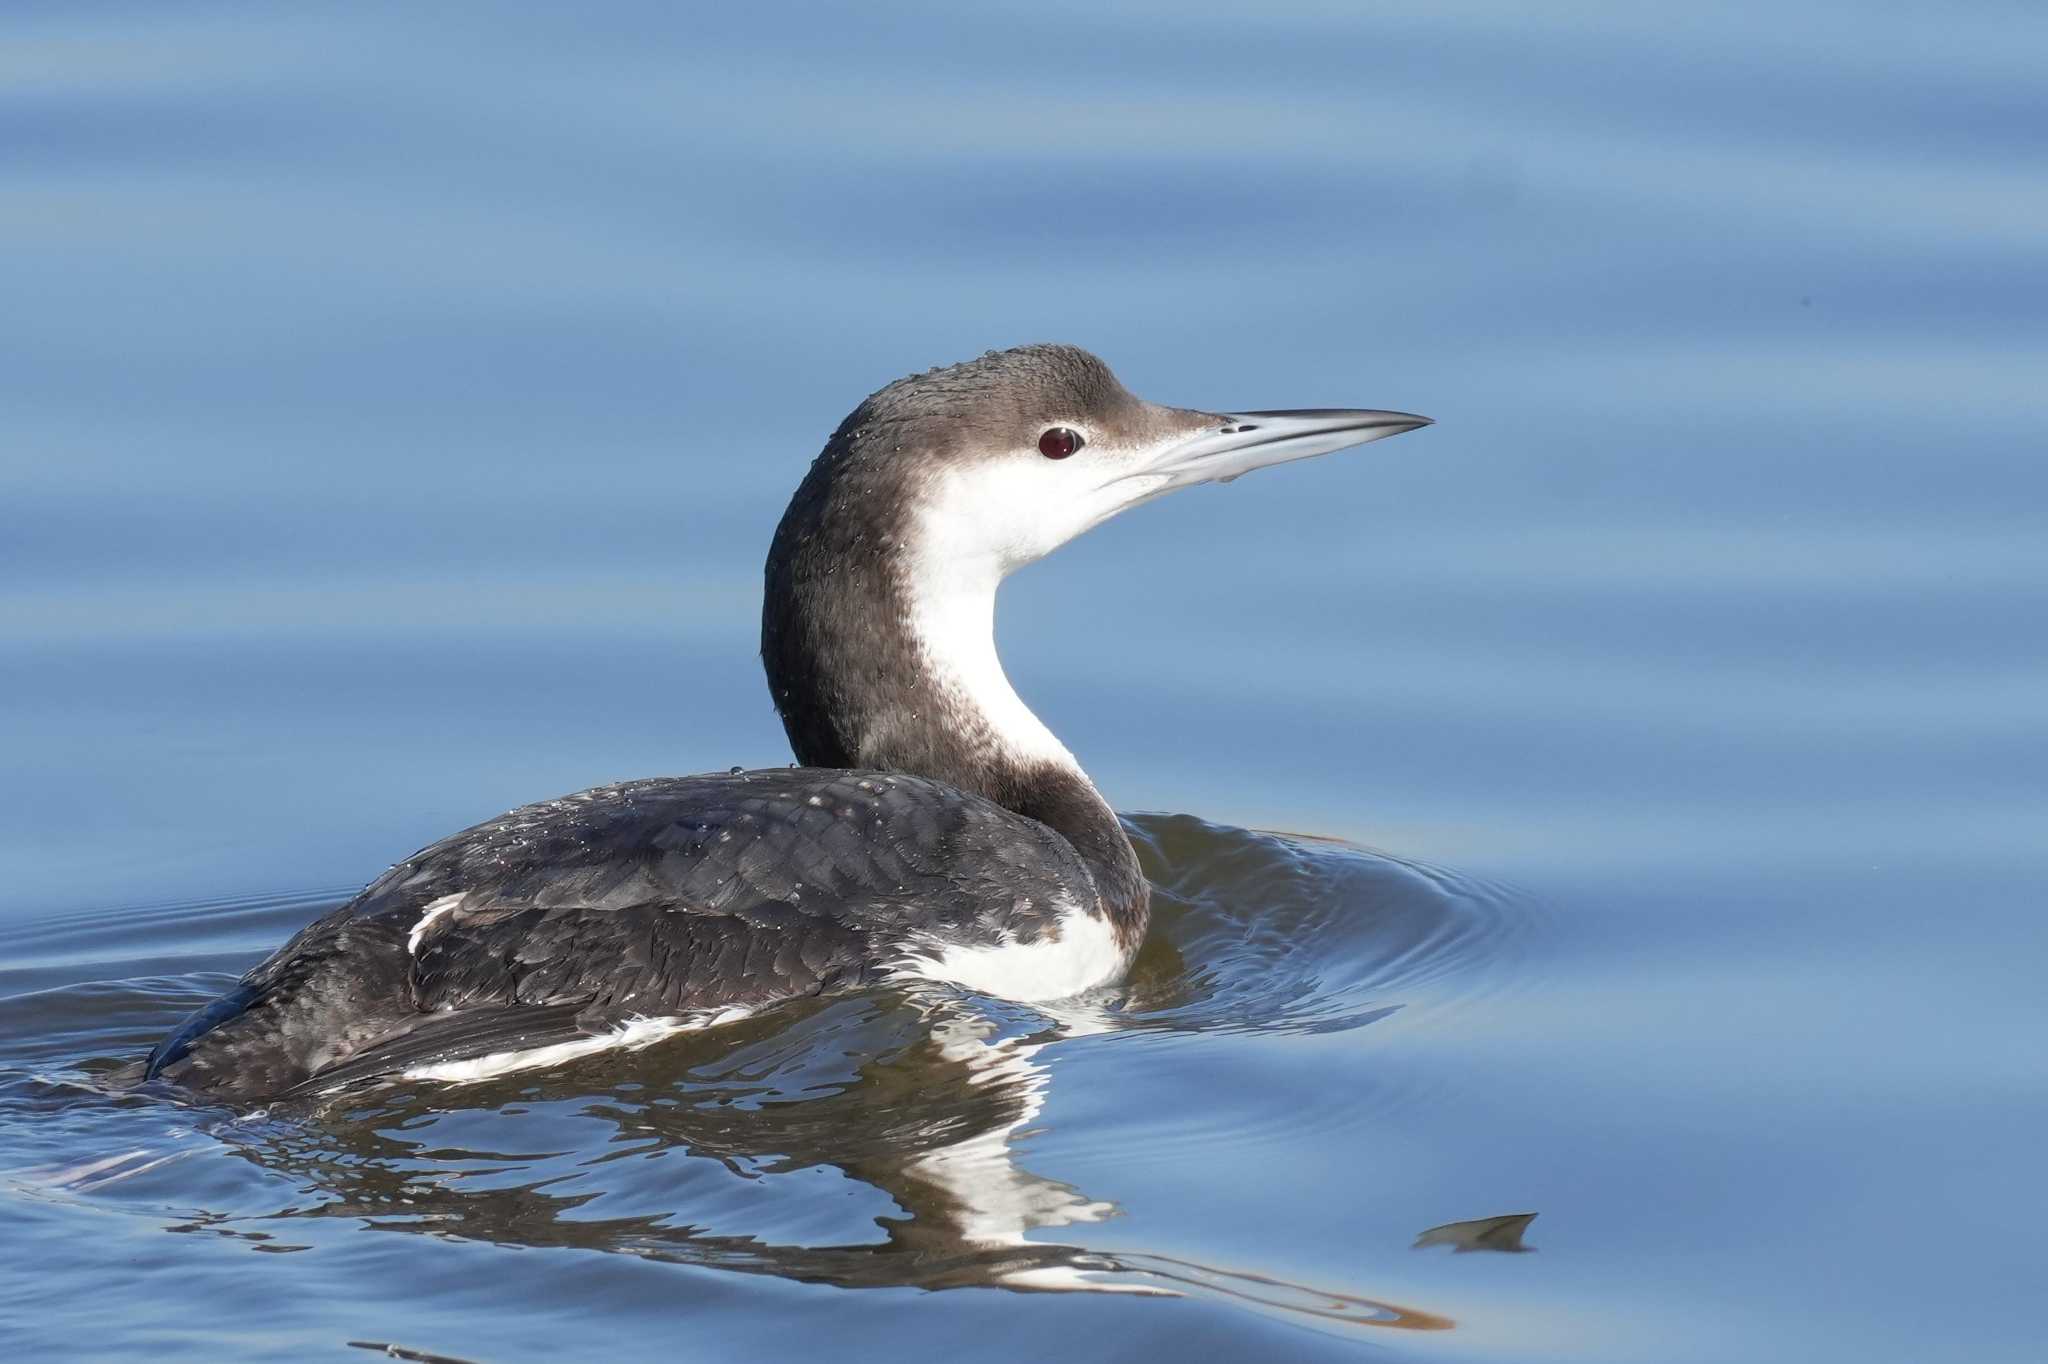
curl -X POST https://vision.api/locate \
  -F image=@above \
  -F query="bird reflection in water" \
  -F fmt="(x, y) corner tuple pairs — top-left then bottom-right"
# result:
(194, 989), (1450, 1333)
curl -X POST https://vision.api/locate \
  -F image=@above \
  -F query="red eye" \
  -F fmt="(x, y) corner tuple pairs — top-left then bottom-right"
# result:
(1038, 427), (1084, 460)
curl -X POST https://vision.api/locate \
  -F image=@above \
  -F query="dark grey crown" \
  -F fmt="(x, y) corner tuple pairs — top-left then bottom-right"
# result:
(851, 342), (1136, 433)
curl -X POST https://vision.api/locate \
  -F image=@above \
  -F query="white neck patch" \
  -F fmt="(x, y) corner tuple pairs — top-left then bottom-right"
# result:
(899, 540), (1075, 770)
(899, 460), (1118, 771)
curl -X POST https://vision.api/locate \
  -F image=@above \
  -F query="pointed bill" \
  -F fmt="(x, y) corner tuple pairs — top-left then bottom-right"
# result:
(1126, 408), (1432, 491)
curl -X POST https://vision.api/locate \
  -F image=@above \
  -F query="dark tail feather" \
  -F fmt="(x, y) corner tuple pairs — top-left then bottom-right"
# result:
(145, 983), (261, 1080)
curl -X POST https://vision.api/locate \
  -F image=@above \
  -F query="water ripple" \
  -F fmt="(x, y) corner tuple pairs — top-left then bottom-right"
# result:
(1117, 812), (1523, 1035)
(0, 813), (1525, 1343)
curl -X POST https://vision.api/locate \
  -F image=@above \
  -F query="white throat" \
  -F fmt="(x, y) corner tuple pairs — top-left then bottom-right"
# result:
(905, 488), (1081, 773)
(902, 557), (1078, 771)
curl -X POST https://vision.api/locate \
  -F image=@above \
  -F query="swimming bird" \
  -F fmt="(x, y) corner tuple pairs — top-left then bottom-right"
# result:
(145, 344), (1429, 1098)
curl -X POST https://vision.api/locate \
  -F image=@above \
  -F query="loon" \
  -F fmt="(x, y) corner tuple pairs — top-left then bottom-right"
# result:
(145, 344), (1429, 1099)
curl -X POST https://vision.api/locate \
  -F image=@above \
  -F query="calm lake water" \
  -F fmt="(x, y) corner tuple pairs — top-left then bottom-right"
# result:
(3, 2), (2044, 1360)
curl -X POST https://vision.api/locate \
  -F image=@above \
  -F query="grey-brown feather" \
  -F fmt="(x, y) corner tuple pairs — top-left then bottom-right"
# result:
(146, 770), (1097, 1098)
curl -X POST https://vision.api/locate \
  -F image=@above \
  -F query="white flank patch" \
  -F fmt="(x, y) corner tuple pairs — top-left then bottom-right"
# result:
(893, 906), (1129, 1002)
(400, 1007), (753, 1085)
(407, 892), (466, 955)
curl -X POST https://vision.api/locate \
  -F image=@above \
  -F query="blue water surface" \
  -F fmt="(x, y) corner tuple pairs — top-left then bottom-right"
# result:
(3, 3), (2044, 1361)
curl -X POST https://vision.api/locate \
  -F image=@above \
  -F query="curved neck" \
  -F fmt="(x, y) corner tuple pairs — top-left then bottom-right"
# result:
(761, 491), (1148, 940)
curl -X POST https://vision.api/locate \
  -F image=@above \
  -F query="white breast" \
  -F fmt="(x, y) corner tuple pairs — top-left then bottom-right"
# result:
(891, 906), (1130, 1002)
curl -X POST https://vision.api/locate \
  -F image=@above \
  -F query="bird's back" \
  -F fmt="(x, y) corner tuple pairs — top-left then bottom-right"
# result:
(146, 769), (1098, 1097)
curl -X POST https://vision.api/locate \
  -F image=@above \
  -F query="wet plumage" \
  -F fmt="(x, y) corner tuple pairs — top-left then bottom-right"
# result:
(145, 343), (1428, 1098)
(147, 771), (1096, 1097)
